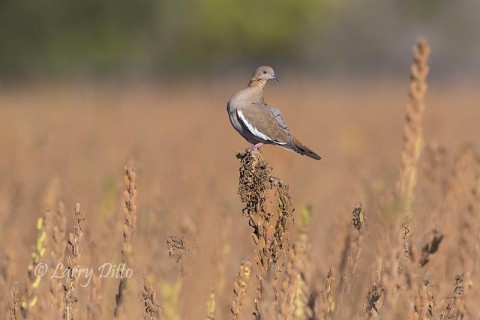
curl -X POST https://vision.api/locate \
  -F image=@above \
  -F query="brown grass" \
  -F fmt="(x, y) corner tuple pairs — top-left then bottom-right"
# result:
(114, 166), (138, 318)
(230, 258), (252, 319)
(397, 38), (431, 215)
(10, 283), (20, 320)
(1, 38), (480, 319)
(64, 203), (84, 320)
(142, 275), (162, 320)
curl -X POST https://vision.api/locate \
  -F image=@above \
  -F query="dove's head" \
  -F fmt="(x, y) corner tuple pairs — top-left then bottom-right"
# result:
(249, 66), (280, 86)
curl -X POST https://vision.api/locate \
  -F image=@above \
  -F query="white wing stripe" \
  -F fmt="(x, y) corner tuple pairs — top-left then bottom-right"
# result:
(237, 110), (272, 141)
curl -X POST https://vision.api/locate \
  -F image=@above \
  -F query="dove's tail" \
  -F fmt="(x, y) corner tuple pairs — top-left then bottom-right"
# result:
(279, 137), (322, 160)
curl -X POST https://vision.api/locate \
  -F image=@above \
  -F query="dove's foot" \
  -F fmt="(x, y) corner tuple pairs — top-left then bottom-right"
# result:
(246, 143), (264, 153)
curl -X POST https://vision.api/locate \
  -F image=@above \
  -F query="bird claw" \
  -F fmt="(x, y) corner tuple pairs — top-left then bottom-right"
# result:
(246, 143), (264, 153)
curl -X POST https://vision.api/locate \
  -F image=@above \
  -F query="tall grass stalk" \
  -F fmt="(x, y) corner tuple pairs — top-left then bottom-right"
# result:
(114, 166), (138, 318)
(396, 37), (431, 218)
(64, 203), (84, 320)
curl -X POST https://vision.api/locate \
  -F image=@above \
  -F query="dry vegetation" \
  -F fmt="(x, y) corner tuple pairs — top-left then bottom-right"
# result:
(0, 39), (480, 319)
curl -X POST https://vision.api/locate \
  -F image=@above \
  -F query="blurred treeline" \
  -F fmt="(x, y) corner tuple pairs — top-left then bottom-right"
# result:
(0, 0), (479, 79)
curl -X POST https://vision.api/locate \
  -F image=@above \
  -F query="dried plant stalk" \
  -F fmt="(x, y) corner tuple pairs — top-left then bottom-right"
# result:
(364, 282), (384, 319)
(322, 266), (336, 320)
(440, 273), (465, 320)
(22, 213), (50, 316)
(278, 242), (312, 320)
(396, 37), (431, 217)
(142, 276), (162, 320)
(278, 207), (312, 320)
(292, 210), (313, 320)
(10, 283), (21, 320)
(413, 280), (435, 320)
(345, 205), (366, 285)
(114, 166), (138, 318)
(230, 258), (252, 320)
(270, 177), (294, 265)
(238, 150), (272, 269)
(334, 204), (367, 319)
(64, 203), (85, 320)
(238, 149), (273, 319)
(237, 150), (294, 319)
(166, 235), (191, 276)
(50, 201), (67, 316)
(278, 246), (297, 320)
(395, 37), (431, 275)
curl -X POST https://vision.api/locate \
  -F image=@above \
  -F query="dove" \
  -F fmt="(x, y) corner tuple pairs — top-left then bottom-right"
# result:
(227, 66), (321, 160)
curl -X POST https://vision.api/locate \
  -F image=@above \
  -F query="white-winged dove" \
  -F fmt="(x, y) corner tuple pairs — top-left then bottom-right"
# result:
(227, 66), (321, 160)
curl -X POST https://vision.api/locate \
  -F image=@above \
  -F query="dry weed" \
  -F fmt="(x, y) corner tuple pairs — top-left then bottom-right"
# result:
(364, 282), (384, 318)
(64, 203), (84, 320)
(10, 283), (21, 320)
(114, 165), (138, 318)
(396, 37), (431, 216)
(22, 213), (50, 316)
(413, 280), (435, 320)
(142, 275), (162, 320)
(440, 273), (465, 319)
(237, 150), (295, 319)
(166, 235), (191, 276)
(321, 266), (336, 320)
(50, 201), (67, 316)
(230, 258), (252, 320)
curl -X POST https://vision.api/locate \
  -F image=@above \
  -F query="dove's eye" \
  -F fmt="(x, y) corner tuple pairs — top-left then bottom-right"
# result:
(263, 70), (267, 74)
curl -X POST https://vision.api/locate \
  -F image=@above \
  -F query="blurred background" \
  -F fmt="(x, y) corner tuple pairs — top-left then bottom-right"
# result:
(0, 0), (479, 81)
(1, 1), (480, 318)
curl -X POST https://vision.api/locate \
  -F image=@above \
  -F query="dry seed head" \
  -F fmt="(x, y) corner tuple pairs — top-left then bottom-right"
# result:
(122, 165), (138, 245)
(238, 150), (271, 217)
(50, 201), (67, 315)
(278, 240), (312, 320)
(142, 275), (162, 320)
(166, 235), (191, 276)
(440, 273), (465, 319)
(351, 204), (366, 231)
(322, 266), (336, 319)
(64, 203), (85, 320)
(237, 150), (295, 320)
(414, 280), (435, 319)
(396, 37), (431, 217)
(10, 283), (21, 320)
(23, 207), (53, 316)
(114, 166), (138, 318)
(365, 282), (384, 317)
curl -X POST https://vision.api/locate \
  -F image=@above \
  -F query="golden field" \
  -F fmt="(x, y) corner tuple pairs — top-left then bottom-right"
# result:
(0, 70), (479, 318)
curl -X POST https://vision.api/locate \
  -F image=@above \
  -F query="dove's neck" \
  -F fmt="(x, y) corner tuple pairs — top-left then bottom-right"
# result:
(243, 80), (266, 104)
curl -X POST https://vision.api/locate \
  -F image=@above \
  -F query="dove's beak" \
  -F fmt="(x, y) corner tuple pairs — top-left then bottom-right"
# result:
(272, 75), (280, 82)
